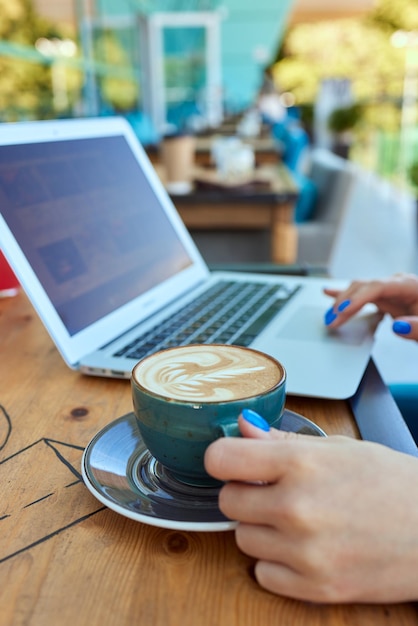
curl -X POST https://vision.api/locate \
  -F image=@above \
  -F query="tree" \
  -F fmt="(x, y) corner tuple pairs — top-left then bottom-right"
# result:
(0, 0), (75, 120)
(94, 29), (139, 113)
(368, 0), (418, 32)
(272, 0), (418, 133)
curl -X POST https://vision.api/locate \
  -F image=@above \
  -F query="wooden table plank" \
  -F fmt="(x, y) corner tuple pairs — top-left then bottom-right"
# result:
(1, 293), (417, 626)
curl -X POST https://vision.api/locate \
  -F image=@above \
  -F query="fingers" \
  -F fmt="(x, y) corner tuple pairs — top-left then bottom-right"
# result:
(254, 560), (332, 603)
(393, 317), (418, 341)
(206, 402), (342, 483)
(238, 410), (273, 439)
(324, 280), (384, 328)
(205, 427), (330, 484)
(254, 561), (306, 601)
(219, 482), (278, 525)
(238, 410), (301, 442)
(324, 297), (355, 327)
(205, 408), (299, 482)
(205, 438), (285, 483)
(323, 287), (342, 298)
(236, 525), (340, 603)
(323, 274), (418, 330)
(205, 432), (307, 483)
(236, 523), (287, 561)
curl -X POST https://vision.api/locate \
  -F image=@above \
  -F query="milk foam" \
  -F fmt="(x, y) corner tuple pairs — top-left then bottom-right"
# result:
(133, 345), (283, 402)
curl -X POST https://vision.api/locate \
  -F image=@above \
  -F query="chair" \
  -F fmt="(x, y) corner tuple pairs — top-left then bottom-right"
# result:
(295, 148), (357, 266)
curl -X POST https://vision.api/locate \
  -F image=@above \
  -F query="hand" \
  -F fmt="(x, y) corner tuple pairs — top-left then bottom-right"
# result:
(204, 414), (418, 603)
(323, 273), (418, 341)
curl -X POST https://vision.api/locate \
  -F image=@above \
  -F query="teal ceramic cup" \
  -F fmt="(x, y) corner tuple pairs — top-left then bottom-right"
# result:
(131, 344), (286, 486)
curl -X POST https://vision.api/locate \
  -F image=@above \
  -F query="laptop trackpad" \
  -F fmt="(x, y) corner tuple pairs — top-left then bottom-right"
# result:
(275, 306), (374, 346)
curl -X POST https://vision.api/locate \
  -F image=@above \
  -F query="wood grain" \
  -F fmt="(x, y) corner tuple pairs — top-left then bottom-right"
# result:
(1, 293), (417, 626)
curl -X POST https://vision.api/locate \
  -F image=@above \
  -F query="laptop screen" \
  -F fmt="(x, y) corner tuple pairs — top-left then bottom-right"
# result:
(0, 134), (193, 335)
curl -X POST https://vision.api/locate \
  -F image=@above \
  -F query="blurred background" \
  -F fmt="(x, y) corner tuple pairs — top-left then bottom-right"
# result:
(0, 0), (416, 191)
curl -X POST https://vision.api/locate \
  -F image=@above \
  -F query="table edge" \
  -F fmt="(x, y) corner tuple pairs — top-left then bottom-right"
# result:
(350, 358), (418, 456)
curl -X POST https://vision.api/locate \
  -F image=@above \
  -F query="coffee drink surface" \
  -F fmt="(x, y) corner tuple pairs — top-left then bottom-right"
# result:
(131, 344), (287, 484)
(133, 344), (284, 403)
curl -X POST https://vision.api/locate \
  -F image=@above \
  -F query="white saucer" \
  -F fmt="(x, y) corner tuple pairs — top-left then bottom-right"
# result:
(82, 410), (326, 532)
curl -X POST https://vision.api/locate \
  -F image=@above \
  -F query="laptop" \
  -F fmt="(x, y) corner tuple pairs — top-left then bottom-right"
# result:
(0, 116), (378, 399)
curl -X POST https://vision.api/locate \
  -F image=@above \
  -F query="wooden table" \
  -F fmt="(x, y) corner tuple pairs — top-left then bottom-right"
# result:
(194, 134), (281, 167)
(166, 164), (299, 265)
(1, 292), (418, 626)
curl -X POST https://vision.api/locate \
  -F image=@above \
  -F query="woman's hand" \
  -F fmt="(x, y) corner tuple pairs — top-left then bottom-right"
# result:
(323, 273), (418, 340)
(204, 413), (418, 603)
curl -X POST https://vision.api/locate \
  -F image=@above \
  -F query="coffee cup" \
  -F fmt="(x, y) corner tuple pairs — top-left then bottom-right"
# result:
(160, 133), (195, 194)
(131, 344), (286, 486)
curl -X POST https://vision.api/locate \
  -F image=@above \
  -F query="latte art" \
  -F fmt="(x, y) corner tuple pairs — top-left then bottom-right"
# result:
(133, 344), (283, 402)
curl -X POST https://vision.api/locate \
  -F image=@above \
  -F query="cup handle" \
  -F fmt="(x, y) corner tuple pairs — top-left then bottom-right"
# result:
(217, 421), (240, 438)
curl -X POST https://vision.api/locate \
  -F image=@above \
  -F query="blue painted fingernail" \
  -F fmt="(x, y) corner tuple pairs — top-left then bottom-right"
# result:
(242, 409), (270, 432)
(338, 299), (351, 312)
(324, 307), (337, 326)
(393, 320), (411, 335)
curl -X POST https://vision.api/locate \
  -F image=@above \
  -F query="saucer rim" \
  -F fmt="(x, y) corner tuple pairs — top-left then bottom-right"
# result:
(81, 414), (237, 532)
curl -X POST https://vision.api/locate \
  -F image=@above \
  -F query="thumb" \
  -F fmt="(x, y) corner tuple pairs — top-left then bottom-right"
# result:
(392, 317), (418, 341)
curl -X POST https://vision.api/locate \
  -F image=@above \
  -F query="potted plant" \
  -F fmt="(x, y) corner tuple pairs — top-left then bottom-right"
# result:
(327, 103), (363, 158)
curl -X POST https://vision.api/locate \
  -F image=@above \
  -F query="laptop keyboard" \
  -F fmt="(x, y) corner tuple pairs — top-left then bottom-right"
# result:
(113, 280), (300, 361)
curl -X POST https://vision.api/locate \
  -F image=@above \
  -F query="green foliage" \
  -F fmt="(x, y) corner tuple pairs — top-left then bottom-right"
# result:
(272, 0), (416, 134)
(274, 18), (404, 104)
(328, 104), (364, 133)
(0, 0), (141, 119)
(409, 162), (418, 188)
(299, 102), (314, 127)
(94, 30), (138, 111)
(0, 0), (76, 120)
(367, 0), (418, 32)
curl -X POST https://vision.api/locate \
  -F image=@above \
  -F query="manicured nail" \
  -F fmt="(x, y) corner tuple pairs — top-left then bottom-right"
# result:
(324, 307), (337, 326)
(393, 320), (411, 335)
(241, 409), (270, 432)
(338, 299), (351, 312)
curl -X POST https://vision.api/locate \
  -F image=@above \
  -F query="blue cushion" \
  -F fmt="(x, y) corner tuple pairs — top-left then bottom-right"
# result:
(292, 172), (317, 223)
(272, 121), (310, 173)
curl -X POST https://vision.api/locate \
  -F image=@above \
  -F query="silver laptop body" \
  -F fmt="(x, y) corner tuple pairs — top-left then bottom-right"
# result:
(0, 116), (378, 399)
